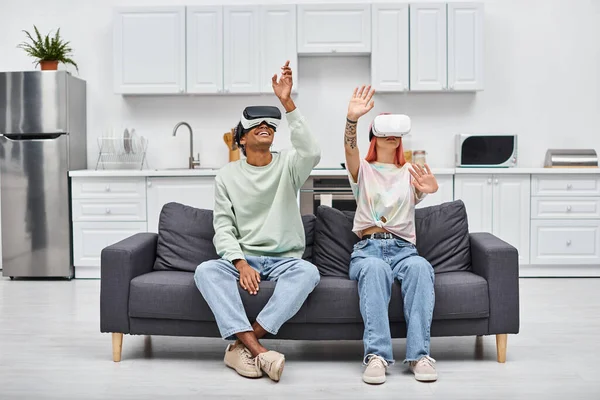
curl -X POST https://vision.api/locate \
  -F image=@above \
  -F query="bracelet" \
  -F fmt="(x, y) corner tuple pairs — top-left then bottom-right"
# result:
(346, 117), (357, 124)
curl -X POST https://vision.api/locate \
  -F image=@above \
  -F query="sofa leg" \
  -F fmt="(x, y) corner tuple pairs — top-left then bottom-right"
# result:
(496, 334), (507, 363)
(112, 333), (123, 362)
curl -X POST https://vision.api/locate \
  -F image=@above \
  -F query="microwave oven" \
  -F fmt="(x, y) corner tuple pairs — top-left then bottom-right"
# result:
(455, 134), (517, 167)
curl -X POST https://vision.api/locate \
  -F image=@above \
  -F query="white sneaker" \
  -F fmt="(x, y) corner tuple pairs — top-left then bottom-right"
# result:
(223, 342), (262, 378)
(362, 355), (388, 385)
(409, 356), (437, 382)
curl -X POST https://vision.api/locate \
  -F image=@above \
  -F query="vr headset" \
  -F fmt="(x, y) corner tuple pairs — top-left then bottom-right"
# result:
(235, 106), (282, 147)
(369, 113), (412, 141)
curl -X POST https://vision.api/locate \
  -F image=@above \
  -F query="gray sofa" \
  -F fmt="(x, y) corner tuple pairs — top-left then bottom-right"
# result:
(100, 200), (519, 363)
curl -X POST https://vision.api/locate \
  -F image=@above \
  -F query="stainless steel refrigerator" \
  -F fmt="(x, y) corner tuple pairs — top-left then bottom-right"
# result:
(0, 71), (86, 278)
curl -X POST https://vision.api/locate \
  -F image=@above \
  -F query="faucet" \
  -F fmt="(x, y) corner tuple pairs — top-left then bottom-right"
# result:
(173, 122), (200, 169)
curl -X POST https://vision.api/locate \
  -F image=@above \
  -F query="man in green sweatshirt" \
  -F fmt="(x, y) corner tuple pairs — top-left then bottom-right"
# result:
(194, 61), (321, 382)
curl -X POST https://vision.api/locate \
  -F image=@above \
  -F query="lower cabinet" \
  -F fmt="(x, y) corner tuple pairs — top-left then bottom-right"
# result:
(416, 175), (454, 209)
(73, 221), (148, 277)
(530, 220), (600, 265)
(455, 174), (530, 264)
(146, 177), (216, 233)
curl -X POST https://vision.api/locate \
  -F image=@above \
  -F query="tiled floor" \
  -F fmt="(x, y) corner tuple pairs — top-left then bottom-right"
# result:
(0, 277), (599, 399)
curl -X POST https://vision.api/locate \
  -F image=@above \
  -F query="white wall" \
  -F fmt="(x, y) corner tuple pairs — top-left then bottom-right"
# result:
(0, 0), (599, 170)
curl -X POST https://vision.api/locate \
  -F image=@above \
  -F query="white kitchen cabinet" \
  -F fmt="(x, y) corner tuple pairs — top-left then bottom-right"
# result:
(454, 175), (493, 232)
(224, 6), (261, 93)
(260, 5), (298, 94)
(73, 221), (148, 276)
(410, 3), (447, 91)
(455, 174), (530, 264)
(531, 220), (600, 265)
(447, 3), (484, 91)
(113, 7), (186, 94)
(186, 6), (223, 94)
(147, 177), (216, 233)
(492, 175), (531, 264)
(297, 4), (371, 54)
(371, 3), (409, 92)
(416, 175), (454, 209)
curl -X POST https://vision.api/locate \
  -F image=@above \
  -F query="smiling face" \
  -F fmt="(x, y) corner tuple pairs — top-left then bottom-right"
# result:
(240, 122), (275, 154)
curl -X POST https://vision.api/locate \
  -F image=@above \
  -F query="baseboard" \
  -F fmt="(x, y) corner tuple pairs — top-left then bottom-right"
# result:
(519, 264), (600, 277)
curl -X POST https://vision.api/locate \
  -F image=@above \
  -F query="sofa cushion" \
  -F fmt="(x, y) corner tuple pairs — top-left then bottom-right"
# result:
(313, 200), (471, 275)
(129, 271), (488, 323)
(312, 206), (360, 277)
(301, 214), (316, 262)
(153, 202), (220, 273)
(305, 272), (488, 323)
(415, 200), (471, 273)
(129, 271), (306, 323)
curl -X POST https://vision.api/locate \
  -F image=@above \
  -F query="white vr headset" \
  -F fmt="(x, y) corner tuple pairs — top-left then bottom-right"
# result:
(369, 114), (412, 140)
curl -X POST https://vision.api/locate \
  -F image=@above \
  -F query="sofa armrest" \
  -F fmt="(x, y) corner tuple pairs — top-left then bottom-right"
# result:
(469, 232), (520, 335)
(100, 232), (158, 334)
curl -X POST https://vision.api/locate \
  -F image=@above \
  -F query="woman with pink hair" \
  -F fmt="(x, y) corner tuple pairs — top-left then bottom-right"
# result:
(344, 85), (440, 385)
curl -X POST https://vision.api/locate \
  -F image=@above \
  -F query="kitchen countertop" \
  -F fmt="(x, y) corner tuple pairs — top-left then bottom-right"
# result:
(69, 166), (600, 178)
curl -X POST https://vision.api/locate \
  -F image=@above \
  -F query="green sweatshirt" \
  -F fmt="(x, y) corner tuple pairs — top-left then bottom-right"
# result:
(213, 108), (321, 262)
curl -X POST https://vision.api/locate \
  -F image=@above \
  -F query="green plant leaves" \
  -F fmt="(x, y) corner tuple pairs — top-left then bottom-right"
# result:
(17, 25), (79, 72)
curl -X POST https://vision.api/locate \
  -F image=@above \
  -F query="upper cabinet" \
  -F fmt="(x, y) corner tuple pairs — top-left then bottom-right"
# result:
(297, 4), (371, 54)
(114, 3), (483, 95)
(116, 5), (297, 95)
(410, 2), (484, 92)
(113, 7), (186, 94)
(223, 6), (261, 93)
(447, 3), (484, 91)
(371, 3), (409, 92)
(410, 3), (448, 91)
(261, 5), (298, 93)
(186, 6), (224, 94)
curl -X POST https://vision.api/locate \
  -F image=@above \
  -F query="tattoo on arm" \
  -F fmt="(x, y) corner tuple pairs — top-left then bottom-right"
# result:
(344, 119), (358, 150)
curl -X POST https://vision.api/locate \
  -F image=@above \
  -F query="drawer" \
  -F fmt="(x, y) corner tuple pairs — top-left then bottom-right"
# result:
(532, 175), (600, 196)
(73, 221), (148, 268)
(71, 178), (146, 199)
(530, 220), (600, 264)
(72, 198), (146, 222)
(531, 197), (600, 219)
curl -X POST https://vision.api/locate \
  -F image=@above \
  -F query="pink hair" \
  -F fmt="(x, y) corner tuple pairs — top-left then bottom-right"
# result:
(365, 137), (406, 168)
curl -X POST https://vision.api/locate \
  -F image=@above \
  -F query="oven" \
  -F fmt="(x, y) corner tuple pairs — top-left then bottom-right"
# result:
(299, 176), (356, 215)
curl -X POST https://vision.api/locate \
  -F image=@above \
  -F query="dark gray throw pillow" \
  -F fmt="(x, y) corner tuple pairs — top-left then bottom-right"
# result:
(415, 200), (471, 273)
(313, 206), (360, 277)
(153, 202), (219, 272)
(302, 214), (317, 262)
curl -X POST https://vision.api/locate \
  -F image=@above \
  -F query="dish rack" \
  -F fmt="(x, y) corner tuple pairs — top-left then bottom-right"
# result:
(95, 135), (149, 170)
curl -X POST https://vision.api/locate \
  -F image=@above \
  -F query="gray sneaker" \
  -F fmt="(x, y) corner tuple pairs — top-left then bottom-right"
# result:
(258, 350), (285, 382)
(409, 356), (438, 382)
(362, 355), (388, 385)
(224, 343), (262, 378)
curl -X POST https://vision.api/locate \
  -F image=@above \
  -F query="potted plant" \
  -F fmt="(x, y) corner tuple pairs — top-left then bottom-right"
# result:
(17, 25), (78, 72)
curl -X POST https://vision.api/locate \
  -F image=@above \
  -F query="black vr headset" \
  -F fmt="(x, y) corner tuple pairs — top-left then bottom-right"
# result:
(234, 106), (282, 150)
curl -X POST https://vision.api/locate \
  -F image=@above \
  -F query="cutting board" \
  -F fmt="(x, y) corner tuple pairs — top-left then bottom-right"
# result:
(223, 129), (240, 162)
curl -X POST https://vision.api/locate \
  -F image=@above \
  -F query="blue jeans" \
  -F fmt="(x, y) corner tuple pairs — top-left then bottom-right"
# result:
(194, 256), (320, 339)
(349, 238), (435, 365)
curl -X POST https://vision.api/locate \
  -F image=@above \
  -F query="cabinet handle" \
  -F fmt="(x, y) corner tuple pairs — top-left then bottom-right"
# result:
(566, 240), (572, 246)
(487, 178), (492, 184)
(567, 205), (572, 212)
(105, 185), (111, 192)
(494, 179), (499, 185)
(105, 208), (111, 214)
(567, 184), (573, 189)
(225, 88), (230, 93)
(179, 88), (184, 93)
(331, 49), (337, 53)
(147, 181), (152, 188)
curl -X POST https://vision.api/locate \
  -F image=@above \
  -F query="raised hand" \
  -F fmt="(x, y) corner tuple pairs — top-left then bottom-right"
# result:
(347, 85), (375, 121)
(410, 164), (439, 194)
(272, 60), (293, 100)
